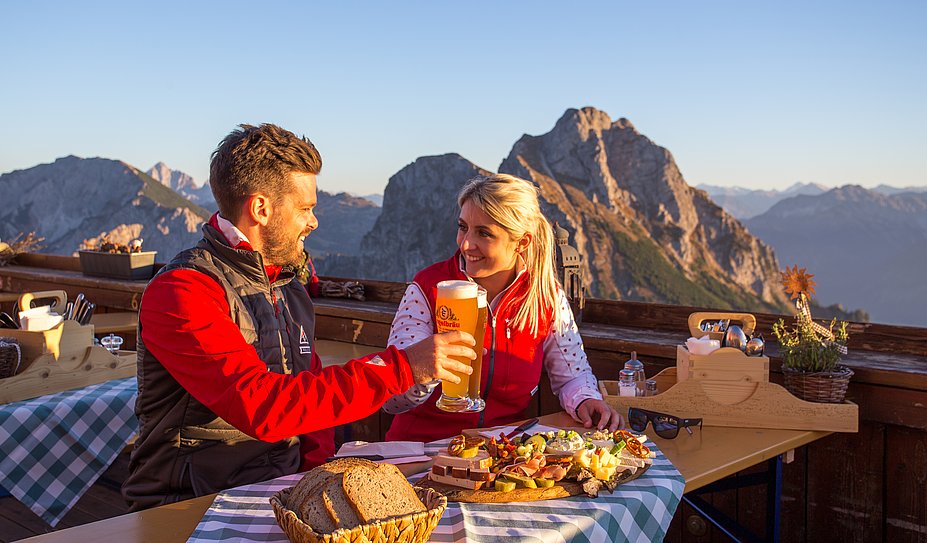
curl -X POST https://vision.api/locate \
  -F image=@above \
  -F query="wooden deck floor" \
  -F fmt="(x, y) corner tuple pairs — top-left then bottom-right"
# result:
(0, 451), (131, 542)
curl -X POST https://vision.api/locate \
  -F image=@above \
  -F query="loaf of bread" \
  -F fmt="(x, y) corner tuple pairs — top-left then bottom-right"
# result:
(288, 458), (426, 534)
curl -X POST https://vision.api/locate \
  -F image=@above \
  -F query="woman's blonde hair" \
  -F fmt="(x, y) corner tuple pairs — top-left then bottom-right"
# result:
(457, 173), (560, 336)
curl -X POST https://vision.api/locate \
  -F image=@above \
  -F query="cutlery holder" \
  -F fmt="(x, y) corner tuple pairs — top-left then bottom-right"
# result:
(599, 367), (858, 433)
(0, 319), (136, 404)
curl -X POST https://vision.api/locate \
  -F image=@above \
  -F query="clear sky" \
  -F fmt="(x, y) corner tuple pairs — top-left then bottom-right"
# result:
(2, 1), (925, 195)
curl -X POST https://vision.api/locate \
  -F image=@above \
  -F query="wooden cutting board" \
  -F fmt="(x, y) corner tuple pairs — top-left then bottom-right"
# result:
(414, 463), (650, 503)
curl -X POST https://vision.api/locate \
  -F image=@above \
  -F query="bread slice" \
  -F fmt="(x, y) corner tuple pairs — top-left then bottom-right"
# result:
(290, 458), (378, 531)
(342, 463), (426, 523)
(289, 458), (377, 516)
(298, 477), (339, 534)
(322, 476), (364, 530)
(297, 475), (366, 532)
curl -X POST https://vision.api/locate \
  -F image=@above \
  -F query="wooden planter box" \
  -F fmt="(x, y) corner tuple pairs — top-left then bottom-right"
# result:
(78, 250), (157, 281)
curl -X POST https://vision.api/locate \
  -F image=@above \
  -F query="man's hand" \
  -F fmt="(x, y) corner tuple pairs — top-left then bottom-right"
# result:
(403, 331), (476, 385)
(576, 399), (623, 432)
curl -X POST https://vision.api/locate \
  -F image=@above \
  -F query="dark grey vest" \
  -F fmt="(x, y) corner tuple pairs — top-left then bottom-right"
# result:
(123, 224), (316, 510)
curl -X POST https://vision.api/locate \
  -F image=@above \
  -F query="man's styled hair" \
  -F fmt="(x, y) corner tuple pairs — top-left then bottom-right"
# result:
(209, 124), (322, 221)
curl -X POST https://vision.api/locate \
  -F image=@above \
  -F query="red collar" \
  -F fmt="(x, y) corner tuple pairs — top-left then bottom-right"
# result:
(208, 213), (283, 282)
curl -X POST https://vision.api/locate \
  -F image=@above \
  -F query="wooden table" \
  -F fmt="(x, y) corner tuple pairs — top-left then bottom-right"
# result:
(18, 410), (828, 543)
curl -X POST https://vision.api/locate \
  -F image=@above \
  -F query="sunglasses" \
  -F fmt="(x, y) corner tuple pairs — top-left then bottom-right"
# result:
(628, 407), (702, 439)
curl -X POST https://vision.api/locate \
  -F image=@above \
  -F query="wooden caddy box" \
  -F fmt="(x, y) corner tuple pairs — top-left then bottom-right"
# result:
(600, 312), (858, 433)
(0, 292), (136, 404)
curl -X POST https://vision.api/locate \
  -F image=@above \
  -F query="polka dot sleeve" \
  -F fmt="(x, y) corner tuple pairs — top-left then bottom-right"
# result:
(541, 289), (602, 419)
(382, 283), (439, 415)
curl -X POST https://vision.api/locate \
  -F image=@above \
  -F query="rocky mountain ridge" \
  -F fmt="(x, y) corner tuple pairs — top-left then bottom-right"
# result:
(0, 156), (210, 258)
(0, 157), (381, 267)
(498, 108), (788, 310)
(356, 108), (790, 313)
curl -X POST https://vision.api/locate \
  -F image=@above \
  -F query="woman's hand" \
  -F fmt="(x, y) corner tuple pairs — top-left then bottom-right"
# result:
(576, 399), (623, 432)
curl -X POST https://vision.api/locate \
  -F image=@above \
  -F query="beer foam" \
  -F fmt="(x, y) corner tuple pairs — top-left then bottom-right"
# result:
(436, 280), (478, 299)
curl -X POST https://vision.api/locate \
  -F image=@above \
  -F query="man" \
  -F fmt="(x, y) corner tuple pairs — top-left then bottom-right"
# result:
(123, 124), (475, 510)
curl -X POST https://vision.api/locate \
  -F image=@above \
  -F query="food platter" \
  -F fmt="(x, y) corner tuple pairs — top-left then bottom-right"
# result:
(416, 461), (650, 503)
(415, 428), (654, 503)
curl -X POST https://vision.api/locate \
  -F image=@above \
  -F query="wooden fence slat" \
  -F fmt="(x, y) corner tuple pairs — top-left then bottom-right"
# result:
(885, 425), (927, 542)
(806, 424), (884, 542)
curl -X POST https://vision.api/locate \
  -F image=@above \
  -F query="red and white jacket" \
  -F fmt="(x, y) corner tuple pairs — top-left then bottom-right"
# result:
(384, 254), (601, 442)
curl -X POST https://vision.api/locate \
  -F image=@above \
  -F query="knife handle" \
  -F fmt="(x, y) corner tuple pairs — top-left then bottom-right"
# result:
(80, 303), (96, 325)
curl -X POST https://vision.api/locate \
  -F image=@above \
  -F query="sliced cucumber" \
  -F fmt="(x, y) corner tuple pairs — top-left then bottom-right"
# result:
(534, 477), (555, 488)
(502, 473), (537, 489)
(494, 479), (516, 492)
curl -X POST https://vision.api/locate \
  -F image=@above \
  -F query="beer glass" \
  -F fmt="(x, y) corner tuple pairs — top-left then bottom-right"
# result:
(466, 286), (487, 412)
(435, 280), (479, 412)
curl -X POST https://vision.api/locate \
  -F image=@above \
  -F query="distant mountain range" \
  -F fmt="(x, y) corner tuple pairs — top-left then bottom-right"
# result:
(3, 108), (925, 325)
(746, 186), (927, 326)
(697, 183), (829, 220)
(358, 193), (383, 206)
(699, 182), (927, 220)
(0, 156), (210, 258)
(0, 157), (380, 263)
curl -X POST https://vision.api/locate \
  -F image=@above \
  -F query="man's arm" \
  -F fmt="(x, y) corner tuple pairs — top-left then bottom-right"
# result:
(140, 269), (415, 443)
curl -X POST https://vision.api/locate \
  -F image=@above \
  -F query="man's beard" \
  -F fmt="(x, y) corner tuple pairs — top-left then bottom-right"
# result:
(262, 217), (305, 268)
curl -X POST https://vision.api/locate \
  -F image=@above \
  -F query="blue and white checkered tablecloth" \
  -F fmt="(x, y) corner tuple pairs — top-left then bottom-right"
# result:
(187, 436), (685, 543)
(0, 377), (138, 526)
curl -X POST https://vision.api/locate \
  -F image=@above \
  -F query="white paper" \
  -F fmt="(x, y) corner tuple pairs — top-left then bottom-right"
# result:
(333, 440), (428, 464)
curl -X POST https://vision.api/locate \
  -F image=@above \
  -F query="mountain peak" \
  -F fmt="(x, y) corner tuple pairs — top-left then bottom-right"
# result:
(145, 162), (214, 206)
(554, 107), (638, 140)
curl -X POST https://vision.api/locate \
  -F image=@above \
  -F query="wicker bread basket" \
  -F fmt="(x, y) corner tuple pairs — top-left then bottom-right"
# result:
(271, 486), (447, 543)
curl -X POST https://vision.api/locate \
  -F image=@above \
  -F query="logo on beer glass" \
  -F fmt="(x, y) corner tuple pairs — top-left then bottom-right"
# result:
(436, 305), (460, 329)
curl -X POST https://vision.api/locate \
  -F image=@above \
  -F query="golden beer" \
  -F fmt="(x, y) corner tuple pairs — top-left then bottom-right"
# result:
(467, 287), (488, 412)
(435, 280), (478, 412)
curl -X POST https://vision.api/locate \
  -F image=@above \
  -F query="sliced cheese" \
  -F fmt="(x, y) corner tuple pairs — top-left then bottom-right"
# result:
(615, 455), (647, 468)
(433, 451), (492, 469)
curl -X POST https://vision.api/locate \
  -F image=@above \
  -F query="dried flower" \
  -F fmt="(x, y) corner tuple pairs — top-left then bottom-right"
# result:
(0, 232), (45, 266)
(773, 265), (849, 372)
(781, 265), (816, 301)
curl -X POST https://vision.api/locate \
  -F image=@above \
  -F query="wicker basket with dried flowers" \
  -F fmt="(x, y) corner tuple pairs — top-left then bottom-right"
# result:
(772, 266), (853, 403)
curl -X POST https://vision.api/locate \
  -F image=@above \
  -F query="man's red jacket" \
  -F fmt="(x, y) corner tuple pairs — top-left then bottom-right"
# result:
(140, 216), (414, 469)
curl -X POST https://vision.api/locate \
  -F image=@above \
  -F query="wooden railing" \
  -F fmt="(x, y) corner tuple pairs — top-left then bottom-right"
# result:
(2, 256), (926, 542)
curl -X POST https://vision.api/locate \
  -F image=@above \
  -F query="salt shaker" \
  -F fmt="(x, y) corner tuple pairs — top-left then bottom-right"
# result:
(101, 333), (123, 354)
(624, 351), (646, 397)
(645, 379), (658, 397)
(618, 369), (637, 397)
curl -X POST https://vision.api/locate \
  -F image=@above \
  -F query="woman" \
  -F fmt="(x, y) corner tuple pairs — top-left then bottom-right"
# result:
(384, 173), (621, 442)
